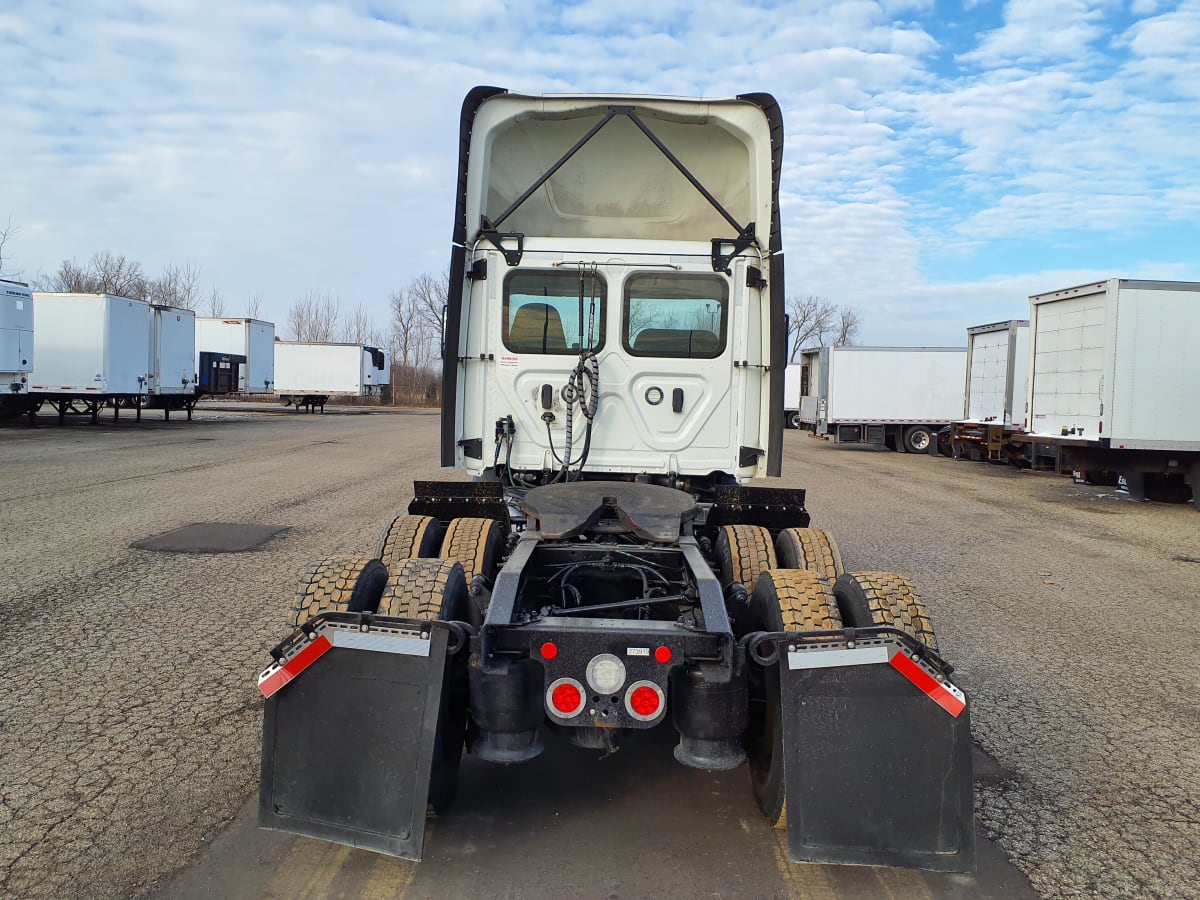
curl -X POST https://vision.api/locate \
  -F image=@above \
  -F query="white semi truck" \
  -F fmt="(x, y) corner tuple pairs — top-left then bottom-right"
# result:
(273, 341), (389, 412)
(1, 278), (33, 415)
(195, 317), (275, 395)
(792, 345), (968, 452)
(1007, 279), (1200, 504)
(256, 88), (976, 873)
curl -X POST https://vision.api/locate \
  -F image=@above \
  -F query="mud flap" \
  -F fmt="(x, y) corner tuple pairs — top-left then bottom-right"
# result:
(780, 642), (976, 872)
(258, 620), (449, 859)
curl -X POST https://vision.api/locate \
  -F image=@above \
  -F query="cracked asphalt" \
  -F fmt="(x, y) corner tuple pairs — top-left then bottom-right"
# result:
(1, 409), (1197, 899)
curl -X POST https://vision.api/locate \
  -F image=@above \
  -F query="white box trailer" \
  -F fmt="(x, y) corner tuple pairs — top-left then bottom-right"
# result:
(29, 292), (151, 395)
(149, 306), (197, 396)
(796, 345), (967, 452)
(274, 342), (389, 399)
(195, 317), (275, 395)
(1, 278), (33, 403)
(1012, 279), (1200, 503)
(964, 320), (1030, 427)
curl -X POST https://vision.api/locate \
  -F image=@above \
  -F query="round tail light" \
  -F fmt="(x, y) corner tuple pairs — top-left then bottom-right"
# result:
(624, 680), (665, 721)
(547, 677), (586, 718)
(585, 653), (627, 695)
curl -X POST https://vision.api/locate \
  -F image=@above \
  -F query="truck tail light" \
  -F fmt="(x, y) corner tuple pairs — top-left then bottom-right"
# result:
(547, 678), (586, 718)
(625, 681), (665, 721)
(585, 653), (626, 694)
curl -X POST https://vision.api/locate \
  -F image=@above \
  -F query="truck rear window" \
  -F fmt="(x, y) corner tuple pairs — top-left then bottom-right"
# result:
(622, 274), (727, 359)
(503, 270), (606, 355)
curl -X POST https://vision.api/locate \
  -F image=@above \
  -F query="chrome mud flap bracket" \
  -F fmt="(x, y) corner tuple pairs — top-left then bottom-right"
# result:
(756, 630), (976, 873)
(257, 614), (465, 860)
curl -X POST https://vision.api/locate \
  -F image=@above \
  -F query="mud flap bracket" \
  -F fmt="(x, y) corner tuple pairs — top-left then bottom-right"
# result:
(259, 617), (453, 859)
(777, 634), (976, 872)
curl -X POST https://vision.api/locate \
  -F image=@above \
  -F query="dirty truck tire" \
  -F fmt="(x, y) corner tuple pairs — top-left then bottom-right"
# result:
(715, 524), (777, 590)
(775, 528), (844, 580)
(377, 513), (444, 570)
(833, 571), (938, 651)
(289, 555), (389, 627)
(440, 517), (505, 584)
(745, 569), (842, 830)
(787, 411), (801, 429)
(904, 425), (933, 454)
(379, 558), (469, 817)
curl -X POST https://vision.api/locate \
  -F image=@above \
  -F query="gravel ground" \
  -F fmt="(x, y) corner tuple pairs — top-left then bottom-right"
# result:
(1, 410), (1197, 899)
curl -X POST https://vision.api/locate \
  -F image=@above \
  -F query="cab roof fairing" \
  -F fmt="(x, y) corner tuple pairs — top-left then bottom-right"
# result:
(458, 91), (780, 252)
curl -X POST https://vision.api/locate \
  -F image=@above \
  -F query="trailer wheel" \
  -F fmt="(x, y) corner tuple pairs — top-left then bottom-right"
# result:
(440, 517), (505, 584)
(833, 572), (938, 651)
(903, 425), (933, 453)
(377, 514), (445, 570)
(289, 555), (389, 627)
(787, 411), (801, 430)
(744, 569), (842, 829)
(715, 525), (776, 590)
(774, 528), (844, 580)
(379, 558), (470, 816)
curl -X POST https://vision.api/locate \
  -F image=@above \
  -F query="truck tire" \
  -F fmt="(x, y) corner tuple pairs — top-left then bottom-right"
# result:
(774, 527), (844, 580)
(714, 524), (776, 590)
(743, 569), (842, 829)
(377, 513), (444, 570)
(289, 555), (389, 627)
(833, 572), (938, 651)
(787, 411), (801, 430)
(440, 517), (505, 584)
(903, 425), (933, 454)
(378, 558), (470, 816)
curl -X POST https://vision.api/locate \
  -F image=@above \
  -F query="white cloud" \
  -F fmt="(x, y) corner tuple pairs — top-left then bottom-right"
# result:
(0, 0), (1196, 348)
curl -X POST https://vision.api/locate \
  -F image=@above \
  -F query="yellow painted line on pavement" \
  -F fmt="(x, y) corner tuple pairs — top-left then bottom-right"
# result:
(771, 829), (839, 900)
(268, 838), (352, 900)
(361, 853), (418, 900)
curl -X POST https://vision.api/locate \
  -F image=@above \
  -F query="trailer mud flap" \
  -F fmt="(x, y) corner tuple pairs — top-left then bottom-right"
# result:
(779, 640), (976, 872)
(258, 619), (451, 860)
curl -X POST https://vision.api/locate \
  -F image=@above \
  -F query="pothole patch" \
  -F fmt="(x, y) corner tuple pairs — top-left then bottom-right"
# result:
(133, 523), (287, 553)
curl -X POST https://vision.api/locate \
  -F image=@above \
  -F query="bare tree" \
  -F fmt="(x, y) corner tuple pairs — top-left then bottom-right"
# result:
(287, 291), (341, 341)
(833, 306), (860, 346)
(43, 252), (148, 298)
(206, 288), (226, 316)
(246, 292), (264, 318)
(407, 271), (448, 336)
(786, 296), (860, 360)
(149, 261), (202, 309)
(388, 278), (443, 406)
(339, 301), (377, 345)
(0, 217), (19, 276)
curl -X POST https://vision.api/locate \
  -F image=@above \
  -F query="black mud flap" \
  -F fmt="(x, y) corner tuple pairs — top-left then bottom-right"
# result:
(780, 638), (976, 872)
(258, 618), (450, 859)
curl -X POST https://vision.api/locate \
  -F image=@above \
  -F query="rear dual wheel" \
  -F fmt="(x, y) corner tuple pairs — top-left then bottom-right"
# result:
(290, 555), (389, 627)
(774, 527), (844, 580)
(376, 514), (444, 570)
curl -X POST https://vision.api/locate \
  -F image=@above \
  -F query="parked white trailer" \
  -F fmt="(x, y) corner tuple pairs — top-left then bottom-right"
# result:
(964, 320), (1030, 427)
(1, 278), (33, 406)
(796, 345), (967, 452)
(195, 318), (275, 395)
(1010, 279), (1200, 503)
(24, 293), (152, 424)
(149, 306), (197, 396)
(274, 342), (389, 403)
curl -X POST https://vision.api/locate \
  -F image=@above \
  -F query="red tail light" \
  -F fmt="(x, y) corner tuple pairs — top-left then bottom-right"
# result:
(654, 646), (672, 664)
(540, 641), (558, 660)
(546, 678), (586, 718)
(624, 680), (665, 721)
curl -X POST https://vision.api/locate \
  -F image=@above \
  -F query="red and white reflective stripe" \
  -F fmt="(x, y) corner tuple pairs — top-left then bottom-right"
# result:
(889, 651), (966, 718)
(258, 634), (332, 698)
(787, 640), (966, 718)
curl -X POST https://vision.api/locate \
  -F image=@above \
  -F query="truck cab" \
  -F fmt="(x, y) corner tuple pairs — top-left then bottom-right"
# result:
(443, 90), (786, 487)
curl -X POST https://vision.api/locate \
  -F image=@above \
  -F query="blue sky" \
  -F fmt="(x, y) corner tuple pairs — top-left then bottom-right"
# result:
(2, 0), (1197, 346)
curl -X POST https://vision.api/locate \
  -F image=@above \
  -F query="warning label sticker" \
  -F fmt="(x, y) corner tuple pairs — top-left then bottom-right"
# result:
(499, 355), (519, 368)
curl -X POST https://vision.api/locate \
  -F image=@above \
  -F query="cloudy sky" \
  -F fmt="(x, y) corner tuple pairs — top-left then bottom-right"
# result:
(2, 0), (1197, 345)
